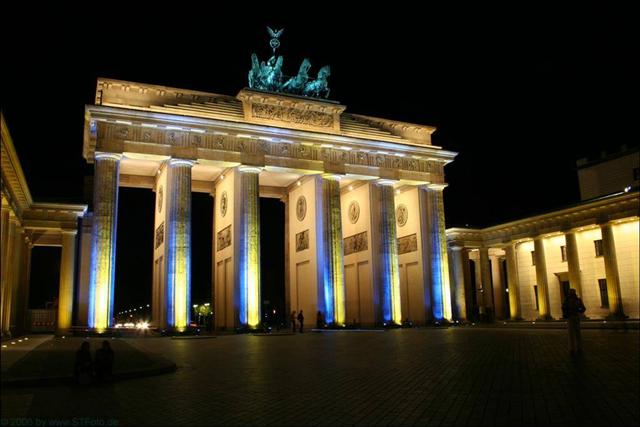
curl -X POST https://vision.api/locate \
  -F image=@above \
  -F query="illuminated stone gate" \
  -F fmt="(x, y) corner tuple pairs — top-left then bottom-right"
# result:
(79, 78), (456, 331)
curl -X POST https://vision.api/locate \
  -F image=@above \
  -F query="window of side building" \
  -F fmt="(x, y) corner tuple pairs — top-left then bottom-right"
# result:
(594, 239), (604, 257)
(561, 245), (567, 262)
(533, 285), (539, 310)
(531, 251), (536, 266)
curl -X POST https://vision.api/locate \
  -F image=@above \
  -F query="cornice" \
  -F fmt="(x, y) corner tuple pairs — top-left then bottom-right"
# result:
(1, 113), (33, 218)
(446, 192), (640, 248)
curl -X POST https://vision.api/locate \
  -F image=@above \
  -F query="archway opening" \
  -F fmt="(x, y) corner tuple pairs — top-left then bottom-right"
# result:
(114, 188), (154, 325)
(191, 192), (213, 329)
(259, 197), (285, 329)
(27, 246), (61, 332)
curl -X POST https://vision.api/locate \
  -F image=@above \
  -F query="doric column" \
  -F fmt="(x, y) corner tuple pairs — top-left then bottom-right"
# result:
(424, 184), (452, 321)
(504, 243), (522, 320)
(1, 215), (18, 337)
(449, 247), (468, 321)
(238, 166), (261, 328)
(600, 223), (626, 319)
(564, 231), (583, 297)
(479, 247), (494, 320)
(57, 230), (77, 334)
(533, 237), (553, 320)
(88, 152), (122, 331)
(490, 255), (506, 320)
(1, 204), (11, 336)
(165, 159), (194, 330)
(209, 191), (216, 329)
(321, 175), (346, 325)
(282, 194), (291, 325)
(15, 235), (33, 336)
(376, 180), (402, 325)
(6, 219), (23, 336)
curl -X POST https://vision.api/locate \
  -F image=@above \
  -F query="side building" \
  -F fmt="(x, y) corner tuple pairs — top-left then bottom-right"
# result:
(0, 114), (87, 338)
(446, 148), (640, 322)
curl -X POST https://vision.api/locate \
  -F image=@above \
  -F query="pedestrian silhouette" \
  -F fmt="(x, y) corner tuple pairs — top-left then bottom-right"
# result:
(74, 341), (93, 385)
(297, 310), (305, 333)
(562, 288), (586, 355)
(95, 340), (115, 382)
(316, 310), (324, 329)
(290, 311), (297, 333)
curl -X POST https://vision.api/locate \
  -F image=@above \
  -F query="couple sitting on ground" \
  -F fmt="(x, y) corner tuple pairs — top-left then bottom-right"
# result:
(74, 340), (114, 385)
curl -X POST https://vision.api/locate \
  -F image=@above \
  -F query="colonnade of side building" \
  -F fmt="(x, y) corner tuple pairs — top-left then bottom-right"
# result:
(1, 115), (87, 338)
(447, 192), (639, 322)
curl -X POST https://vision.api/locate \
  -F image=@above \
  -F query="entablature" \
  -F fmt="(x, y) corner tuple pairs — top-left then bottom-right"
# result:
(84, 106), (456, 184)
(446, 192), (640, 249)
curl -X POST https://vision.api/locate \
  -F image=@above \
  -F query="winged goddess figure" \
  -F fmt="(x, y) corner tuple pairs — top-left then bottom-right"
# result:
(267, 26), (284, 54)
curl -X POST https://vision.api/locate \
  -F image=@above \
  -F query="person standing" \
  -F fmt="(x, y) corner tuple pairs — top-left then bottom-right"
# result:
(290, 311), (297, 333)
(297, 310), (305, 333)
(562, 288), (586, 355)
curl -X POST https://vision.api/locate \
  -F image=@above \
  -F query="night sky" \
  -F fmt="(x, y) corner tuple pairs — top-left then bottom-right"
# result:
(3, 4), (635, 313)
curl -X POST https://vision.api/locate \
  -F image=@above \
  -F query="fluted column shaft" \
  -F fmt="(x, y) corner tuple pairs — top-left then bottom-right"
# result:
(505, 243), (521, 320)
(1, 216), (18, 336)
(450, 248), (468, 321)
(600, 223), (626, 319)
(166, 159), (194, 330)
(321, 176), (345, 325)
(490, 255), (506, 320)
(57, 231), (77, 334)
(425, 185), (452, 321)
(479, 247), (494, 319)
(15, 237), (33, 336)
(88, 153), (121, 330)
(8, 226), (24, 332)
(533, 237), (553, 320)
(378, 182), (401, 324)
(0, 203), (9, 334)
(564, 231), (583, 296)
(239, 167), (261, 328)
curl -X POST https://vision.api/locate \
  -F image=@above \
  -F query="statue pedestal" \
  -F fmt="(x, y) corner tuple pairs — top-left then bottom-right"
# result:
(237, 89), (346, 133)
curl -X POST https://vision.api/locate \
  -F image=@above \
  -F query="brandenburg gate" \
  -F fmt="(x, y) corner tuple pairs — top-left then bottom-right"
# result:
(75, 33), (456, 332)
(80, 74), (456, 332)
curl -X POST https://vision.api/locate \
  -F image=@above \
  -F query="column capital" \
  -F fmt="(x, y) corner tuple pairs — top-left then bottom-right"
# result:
(94, 152), (123, 161)
(238, 165), (263, 174)
(61, 229), (78, 236)
(322, 173), (343, 181)
(598, 221), (616, 229)
(376, 179), (397, 186)
(426, 183), (448, 191)
(168, 158), (196, 167)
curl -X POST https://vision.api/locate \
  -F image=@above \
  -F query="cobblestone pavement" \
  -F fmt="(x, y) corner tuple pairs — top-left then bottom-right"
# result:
(1, 328), (638, 426)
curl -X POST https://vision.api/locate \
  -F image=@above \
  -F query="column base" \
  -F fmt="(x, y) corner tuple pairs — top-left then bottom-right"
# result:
(605, 312), (628, 321)
(428, 318), (451, 327)
(536, 314), (555, 321)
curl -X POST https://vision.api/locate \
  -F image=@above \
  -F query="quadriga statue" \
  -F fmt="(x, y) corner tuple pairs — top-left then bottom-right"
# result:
(282, 59), (311, 95)
(262, 55), (284, 91)
(248, 53), (262, 88)
(303, 65), (331, 99)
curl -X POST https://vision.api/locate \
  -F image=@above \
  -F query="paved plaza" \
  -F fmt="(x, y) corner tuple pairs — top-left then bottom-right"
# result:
(1, 327), (638, 426)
